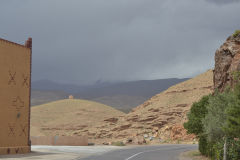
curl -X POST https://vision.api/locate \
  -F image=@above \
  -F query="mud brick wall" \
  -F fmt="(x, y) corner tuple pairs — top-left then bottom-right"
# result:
(31, 136), (88, 146)
(0, 38), (32, 155)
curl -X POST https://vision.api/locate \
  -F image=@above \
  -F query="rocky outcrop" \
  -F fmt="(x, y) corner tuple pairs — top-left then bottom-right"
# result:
(214, 32), (240, 92)
(104, 118), (118, 123)
(82, 70), (213, 145)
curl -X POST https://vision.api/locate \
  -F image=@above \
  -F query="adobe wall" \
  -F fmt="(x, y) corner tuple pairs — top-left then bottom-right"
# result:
(31, 136), (88, 146)
(0, 38), (32, 154)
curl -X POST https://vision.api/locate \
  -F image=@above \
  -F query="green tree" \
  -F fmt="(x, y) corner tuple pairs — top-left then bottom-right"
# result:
(184, 95), (210, 156)
(203, 91), (233, 142)
(225, 83), (240, 138)
(184, 75), (240, 159)
(184, 95), (210, 136)
(202, 90), (236, 160)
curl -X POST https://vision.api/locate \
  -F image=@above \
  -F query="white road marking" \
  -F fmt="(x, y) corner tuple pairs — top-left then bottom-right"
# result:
(124, 146), (188, 160)
(125, 148), (162, 160)
(125, 151), (144, 160)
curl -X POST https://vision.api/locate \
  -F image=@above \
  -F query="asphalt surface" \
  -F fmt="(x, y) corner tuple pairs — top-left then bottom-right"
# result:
(0, 145), (123, 160)
(80, 144), (197, 160)
(0, 144), (197, 160)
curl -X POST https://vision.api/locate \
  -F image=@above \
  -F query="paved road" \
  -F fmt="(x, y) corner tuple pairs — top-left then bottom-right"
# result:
(0, 144), (197, 160)
(80, 144), (197, 160)
(0, 145), (123, 160)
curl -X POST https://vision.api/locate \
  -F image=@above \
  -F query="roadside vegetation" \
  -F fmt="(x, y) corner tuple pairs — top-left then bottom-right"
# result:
(111, 141), (125, 146)
(184, 72), (240, 160)
(181, 150), (210, 160)
(233, 30), (240, 38)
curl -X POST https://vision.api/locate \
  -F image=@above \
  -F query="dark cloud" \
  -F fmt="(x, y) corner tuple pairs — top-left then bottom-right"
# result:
(0, 0), (240, 84)
(206, 0), (240, 5)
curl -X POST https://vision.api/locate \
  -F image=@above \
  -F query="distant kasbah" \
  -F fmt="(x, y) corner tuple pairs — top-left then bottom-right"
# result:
(69, 95), (74, 99)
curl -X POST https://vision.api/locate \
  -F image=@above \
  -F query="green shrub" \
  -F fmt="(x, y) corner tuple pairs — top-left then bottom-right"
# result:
(184, 95), (212, 157)
(203, 91), (233, 142)
(212, 140), (224, 160)
(198, 135), (209, 156)
(184, 95), (210, 136)
(233, 30), (240, 38)
(225, 83), (240, 138)
(111, 141), (125, 146)
(185, 73), (240, 159)
(227, 139), (240, 160)
(199, 138), (240, 160)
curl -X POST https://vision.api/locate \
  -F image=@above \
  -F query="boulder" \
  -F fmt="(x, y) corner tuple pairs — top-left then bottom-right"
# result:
(134, 136), (146, 145)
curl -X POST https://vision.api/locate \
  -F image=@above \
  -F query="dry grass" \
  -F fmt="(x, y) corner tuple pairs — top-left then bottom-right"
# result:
(31, 99), (125, 137)
(181, 150), (210, 160)
(131, 70), (213, 124)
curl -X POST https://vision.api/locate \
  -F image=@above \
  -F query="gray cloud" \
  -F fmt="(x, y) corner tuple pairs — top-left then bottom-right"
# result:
(0, 0), (240, 84)
(206, 0), (240, 4)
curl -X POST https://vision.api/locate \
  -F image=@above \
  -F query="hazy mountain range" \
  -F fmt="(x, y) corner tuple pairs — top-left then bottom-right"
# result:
(31, 78), (189, 112)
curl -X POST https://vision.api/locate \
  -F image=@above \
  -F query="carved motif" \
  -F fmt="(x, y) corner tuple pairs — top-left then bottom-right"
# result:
(8, 124), (15, 137)
(15, 148), (19, 153)
(19, 124), (27, 137)
(12, 96), (24, 111)
(22, 74), (29, 87)
(8, 71), (16, 85)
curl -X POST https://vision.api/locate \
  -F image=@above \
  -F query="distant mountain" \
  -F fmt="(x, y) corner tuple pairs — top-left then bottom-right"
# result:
(32, 80), (87, 93)
(31, 90), (68, 106)
(31, 78), (189, 112)
(76, 78), (190, 98)
(32, 79), (118, 93)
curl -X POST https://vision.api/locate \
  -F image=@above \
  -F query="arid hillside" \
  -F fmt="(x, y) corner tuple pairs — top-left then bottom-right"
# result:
(31, 99), (125, 137)
(86, 70), (214, 144)
(31, 70), (213, 145)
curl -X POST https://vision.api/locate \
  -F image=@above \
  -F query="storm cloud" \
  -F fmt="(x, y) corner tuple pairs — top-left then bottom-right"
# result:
(0, 0), (240, 84)
(206, 0), (240, 5)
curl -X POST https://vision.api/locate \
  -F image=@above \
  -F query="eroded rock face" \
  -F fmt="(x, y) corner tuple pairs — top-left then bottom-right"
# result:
(214, 34), (240, 92)
(82, 71), (213, 144)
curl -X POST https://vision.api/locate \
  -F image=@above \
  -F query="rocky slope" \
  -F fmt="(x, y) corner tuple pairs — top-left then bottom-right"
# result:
(214, 32), (240, 91)
(73, 70), (213, 144)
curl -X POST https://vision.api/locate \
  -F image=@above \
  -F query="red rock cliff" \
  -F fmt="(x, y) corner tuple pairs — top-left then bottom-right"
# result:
(214, 32), (240, 92)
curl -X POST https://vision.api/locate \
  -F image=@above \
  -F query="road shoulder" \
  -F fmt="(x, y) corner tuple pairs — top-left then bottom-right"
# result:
(179, 150), (210, 160)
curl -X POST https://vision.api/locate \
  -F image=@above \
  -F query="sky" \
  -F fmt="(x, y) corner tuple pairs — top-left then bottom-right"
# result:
(0, 0), (240, 85)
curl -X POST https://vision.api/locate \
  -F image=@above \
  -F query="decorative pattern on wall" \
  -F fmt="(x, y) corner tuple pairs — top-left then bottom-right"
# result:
(22, 74), (29, 88)
(19, 124), (27, 137)
(12, 96), (24, 111)
(8, 123), (15, 137)
(8, 71), (16, 85)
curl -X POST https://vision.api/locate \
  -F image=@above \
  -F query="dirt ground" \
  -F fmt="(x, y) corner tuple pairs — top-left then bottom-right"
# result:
(179, 150), (210, 160)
